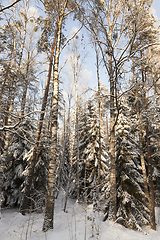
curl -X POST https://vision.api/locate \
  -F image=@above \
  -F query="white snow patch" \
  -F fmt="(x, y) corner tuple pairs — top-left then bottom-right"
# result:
(0, 192), (160, 240)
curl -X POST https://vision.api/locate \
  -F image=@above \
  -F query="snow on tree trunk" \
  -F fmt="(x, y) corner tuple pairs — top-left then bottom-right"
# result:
(139, 133), (149, 202)
(0, 155), (3, 217)
(20, 25), (58, 215)
(108, 10), (117, 219)
(20, 50), (30, 117)
(146, 122), (156, 230)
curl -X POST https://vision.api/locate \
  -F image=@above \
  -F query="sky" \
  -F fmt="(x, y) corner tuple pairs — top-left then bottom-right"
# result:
(153, 0), (160, 19)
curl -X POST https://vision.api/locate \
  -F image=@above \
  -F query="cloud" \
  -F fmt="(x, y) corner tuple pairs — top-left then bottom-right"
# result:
(70, 27), (79, 36)
(28, 5), (39, 19)
(81, 68), (92, 82)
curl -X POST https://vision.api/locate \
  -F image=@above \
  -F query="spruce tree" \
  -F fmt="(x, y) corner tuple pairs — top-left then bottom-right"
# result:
(115, 109), (150, 231)
(2, 120), (33, 207)
(70, 99), (109, 205)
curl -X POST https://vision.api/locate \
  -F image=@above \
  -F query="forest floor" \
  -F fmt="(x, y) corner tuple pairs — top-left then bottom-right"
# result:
(0, 191), (160, 240)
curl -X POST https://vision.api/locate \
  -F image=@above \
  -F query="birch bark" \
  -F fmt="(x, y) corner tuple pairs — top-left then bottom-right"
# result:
(43, 0), (68, 231)
(108, 0), (116, 220)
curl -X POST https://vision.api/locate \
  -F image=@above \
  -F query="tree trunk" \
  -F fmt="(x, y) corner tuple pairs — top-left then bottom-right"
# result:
(20, 51), (30, 117)
(0, 28), (17, 208)
(95, 44), (101, 208)
(0, 154), (3, 217)
(140, 51), (156, 230)
(42, 1), (68, 228)
(146, 122), (156, 230)
(108, 0), (117, 220)
(63, 52), (79, 212)
(139, 133), (149, 202)
(0, 52), (13, 100)
(55, 107), (66, 199)
(133, 56), (150, 202)
(20, 25), (58, 215)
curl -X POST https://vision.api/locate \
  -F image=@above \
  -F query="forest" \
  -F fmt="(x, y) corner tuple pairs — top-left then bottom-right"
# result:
(0, 0), (160, 235)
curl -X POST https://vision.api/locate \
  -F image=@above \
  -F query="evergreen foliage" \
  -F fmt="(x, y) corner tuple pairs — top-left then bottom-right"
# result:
(2, 120), (33, 207)
(70, 99), (109, 204)
(115, 109), (150, 230)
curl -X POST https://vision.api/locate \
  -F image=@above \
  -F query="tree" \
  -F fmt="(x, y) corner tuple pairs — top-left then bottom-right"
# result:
(42, 0), (69, 231)
(69, 95), (109, 206)
(2, 120), (33, 208)
(115, 107), (149, 231)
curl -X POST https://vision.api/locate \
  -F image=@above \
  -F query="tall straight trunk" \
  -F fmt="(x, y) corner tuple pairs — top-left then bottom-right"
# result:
(0, 82), (12, 155)
(108, 0), (116, 220)
(55, 107), (66, 199)
(19, 1), (33, 117)
(132, 57), (149, 202)
(20, 51), (30, 117)
(76, 117), (80, 200)
(106, 114), (109, 150)
(75, 78), (80, 200)
(3, 7), (17, 151)
(95, 44), (101, 206)
(0, 26), (17, 205)
(0, 52), (13, 100)
(109, 75), (116, 220)
(141, 51), (156, 230)
(18, 17), (27, 69)
(146, 122), (156, 230)
(20, 25), (58, 215)
(139, 133), (149, 201)
(42, 0), (69, 229)
(63, 48), (79, 212)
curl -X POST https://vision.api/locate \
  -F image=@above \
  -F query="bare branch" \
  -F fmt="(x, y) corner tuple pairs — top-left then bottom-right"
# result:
(2, 110), (46, 120)
(118, 83), (136, 99)
(0, 0), (21, 12)
(0, 121), (20, 131)
(60, 25), (83, 55)
(5, 129), (34, 145)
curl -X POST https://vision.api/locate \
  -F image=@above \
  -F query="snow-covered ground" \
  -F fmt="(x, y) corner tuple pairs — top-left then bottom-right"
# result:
(0, 192), (160, 240)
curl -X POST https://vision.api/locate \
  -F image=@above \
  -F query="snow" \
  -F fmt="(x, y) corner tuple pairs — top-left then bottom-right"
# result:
(0, 191), (160, 240)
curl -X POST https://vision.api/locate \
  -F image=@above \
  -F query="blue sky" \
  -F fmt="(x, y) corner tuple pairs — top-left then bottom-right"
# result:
(153, 0), (160, 19)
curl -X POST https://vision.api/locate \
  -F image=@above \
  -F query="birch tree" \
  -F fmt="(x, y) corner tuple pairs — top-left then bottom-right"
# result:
(42, 0), (71, 231)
